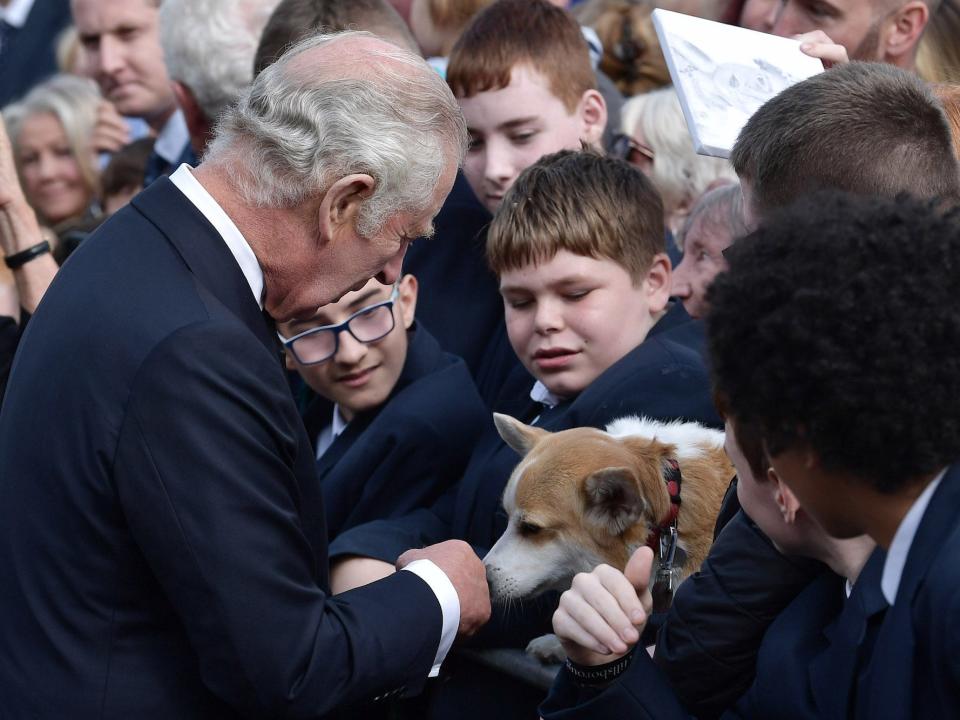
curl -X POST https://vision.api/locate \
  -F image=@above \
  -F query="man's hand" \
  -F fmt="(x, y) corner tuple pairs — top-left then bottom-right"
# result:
(553, 546), (654, 667)
(796, 30), (849, 68)
(397, 540), (491, 636)
(91, 101), (131, 155)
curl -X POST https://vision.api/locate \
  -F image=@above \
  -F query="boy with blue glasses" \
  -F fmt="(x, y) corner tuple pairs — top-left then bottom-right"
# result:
(278, 275), (487, 539)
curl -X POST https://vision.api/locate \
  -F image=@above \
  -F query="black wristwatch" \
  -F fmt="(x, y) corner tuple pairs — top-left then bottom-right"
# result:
(4, 240), (51, 269)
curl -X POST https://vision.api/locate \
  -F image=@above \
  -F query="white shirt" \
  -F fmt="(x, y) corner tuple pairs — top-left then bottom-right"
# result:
(880, 467), (947, 605)
(0, 0), (33, 53)
(168, 164), (460, 676)
(315, 405), (349, 460)
(530, 381), (561, 410)
(154, 110), (191, 167)
(0, 0), (34, 27)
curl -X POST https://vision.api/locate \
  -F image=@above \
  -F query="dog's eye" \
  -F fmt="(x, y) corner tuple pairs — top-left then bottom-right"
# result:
(519, 521), (543, 536)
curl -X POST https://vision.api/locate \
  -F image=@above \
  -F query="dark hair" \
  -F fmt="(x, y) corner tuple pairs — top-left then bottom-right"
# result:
(731, 62), (960, 220)
(100, 138), (154, 200)
(253, 0), (417, 76)
(707, 191), (960, 492)
(447, 0), (595, 112)
(487, 149), (664, 282)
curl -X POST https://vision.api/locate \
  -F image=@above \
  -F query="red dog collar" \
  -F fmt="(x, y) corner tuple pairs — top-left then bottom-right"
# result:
(645, 458), (682, 550)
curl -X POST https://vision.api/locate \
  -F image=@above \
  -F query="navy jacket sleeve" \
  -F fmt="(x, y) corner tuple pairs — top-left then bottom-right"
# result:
(653, 510), (822, 719)
(114, 319), (442, 716)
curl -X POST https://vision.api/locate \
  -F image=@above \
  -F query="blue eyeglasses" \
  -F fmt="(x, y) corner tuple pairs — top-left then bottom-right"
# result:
(278, 283), (400, 366)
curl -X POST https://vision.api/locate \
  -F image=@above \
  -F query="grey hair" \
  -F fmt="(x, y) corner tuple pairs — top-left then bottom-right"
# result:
(677, 182), (748, 249)
(160, 0), (280, 123)
(3, 73), (102, 196)
(621, 87), (736, 216)
(205, 31), (467, 237)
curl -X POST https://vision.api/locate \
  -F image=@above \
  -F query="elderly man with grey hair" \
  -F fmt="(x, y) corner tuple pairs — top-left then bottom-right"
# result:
(159, 0), (281, 155)
(0, 31), (491, 719)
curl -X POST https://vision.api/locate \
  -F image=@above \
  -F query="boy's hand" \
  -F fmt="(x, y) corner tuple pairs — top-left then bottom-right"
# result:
(553, 546), (654, 667)
(796, 30), (849, 68)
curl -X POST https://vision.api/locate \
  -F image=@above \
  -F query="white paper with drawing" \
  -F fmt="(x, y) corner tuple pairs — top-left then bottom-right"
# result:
(652, 9), (823, 158)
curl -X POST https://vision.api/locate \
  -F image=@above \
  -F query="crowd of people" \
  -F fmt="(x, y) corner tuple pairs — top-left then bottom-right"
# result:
(0, 0), (958, 718)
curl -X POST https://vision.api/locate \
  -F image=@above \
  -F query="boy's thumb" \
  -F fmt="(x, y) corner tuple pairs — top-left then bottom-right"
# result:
(624, 546), (654, 592)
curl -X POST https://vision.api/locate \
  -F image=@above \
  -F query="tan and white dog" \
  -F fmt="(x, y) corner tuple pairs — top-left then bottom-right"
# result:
(484, 414), (733, 608)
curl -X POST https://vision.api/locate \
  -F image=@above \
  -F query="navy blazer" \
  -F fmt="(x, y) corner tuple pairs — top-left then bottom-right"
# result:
(0, 0), (70, 106)
(401, 172), (521, 405)
(0, 178), (445, 718)
(303, 324), (487, 539)
(539, 551), (888, 720)
(854, 465), (960, 720)
(331, 304), (720, 564)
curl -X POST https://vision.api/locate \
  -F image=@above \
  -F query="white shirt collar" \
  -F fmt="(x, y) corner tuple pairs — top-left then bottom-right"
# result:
(168, 164), (264, 307)
(315, 405), (350, 460)
(880, 467), (947, 605)
(0, 0), (35, 27)
(154, 110), (191, 166)
(529, 381), (561, 409)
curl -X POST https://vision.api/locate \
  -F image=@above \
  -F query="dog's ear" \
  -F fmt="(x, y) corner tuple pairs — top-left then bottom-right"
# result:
(583, 467), (644, 535)
(494, 413), (548, 457)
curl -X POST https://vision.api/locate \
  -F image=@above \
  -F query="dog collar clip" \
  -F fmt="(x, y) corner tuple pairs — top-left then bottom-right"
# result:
(646, 458), (682, 551)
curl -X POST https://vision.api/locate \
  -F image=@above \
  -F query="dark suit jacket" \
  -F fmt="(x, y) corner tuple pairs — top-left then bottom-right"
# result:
(0, 0), (70, 106)
(330, 303), (721, 568)
(0, 178), (444, 718)
(401, 172), (521, 406)
(302, 324), (487, 539)
(539, 550), (888, 720)
(854, 465), (960, 720)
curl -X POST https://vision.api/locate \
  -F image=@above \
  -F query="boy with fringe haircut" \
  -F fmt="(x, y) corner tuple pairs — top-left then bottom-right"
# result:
(332, 150), (718, 720)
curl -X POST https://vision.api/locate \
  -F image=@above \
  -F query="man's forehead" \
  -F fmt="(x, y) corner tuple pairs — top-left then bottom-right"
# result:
(72, 0), (157, 28)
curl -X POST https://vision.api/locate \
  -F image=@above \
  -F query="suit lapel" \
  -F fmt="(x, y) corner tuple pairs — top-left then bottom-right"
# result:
(131, 177), (279, 359)
(808, 549), (886, 719)
(858, 464), (960, 719)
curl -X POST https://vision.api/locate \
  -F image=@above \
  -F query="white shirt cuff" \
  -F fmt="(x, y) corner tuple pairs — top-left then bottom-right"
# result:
(402, 559), (460, 677)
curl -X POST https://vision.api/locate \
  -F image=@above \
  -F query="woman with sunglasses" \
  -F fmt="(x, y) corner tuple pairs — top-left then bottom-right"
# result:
(278, 274), (488, 540)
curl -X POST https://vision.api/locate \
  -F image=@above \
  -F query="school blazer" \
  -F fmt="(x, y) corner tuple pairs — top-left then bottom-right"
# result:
(330, 305), (720, 565)
(539, 551), (888, 720)
(0, 178), (443, 719)
(854, 464), (960, 720)
(303, 324), (487, 539)
(401, 172), (521, 406)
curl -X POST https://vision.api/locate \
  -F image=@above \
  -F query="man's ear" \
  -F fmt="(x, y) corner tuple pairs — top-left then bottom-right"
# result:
(577, 88), (608, 149)
(643, 253), (673, 314)
(880, 0), (929, 65)
(398, 274), (418, 329)
(170, 81), (211, 156)
(583, 467), (644, 535)
(317, 174), (377, 244)
(493, 413), (549, 456)
(772, 470), (802, 524)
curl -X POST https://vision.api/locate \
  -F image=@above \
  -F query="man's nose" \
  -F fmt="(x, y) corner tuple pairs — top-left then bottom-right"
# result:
(375, 244), (408, 286)
(671, 260), (693, 298)
(96, 35), (125, 78)
(770, 4), (804, 38)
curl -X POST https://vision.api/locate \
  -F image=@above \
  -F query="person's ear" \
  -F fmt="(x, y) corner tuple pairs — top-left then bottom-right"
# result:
(317, 174), (377, 245)
(880, 0), (928, 65)
(772, 471), (801, 524)
(170, 81), (211, 156)
(577, 88), (607, 148)
(643, 253), (672, 314)
(398, 274), (418, 329)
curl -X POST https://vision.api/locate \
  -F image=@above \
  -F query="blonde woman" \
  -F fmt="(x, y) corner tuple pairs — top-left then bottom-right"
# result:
(620, 87), (736, 238)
